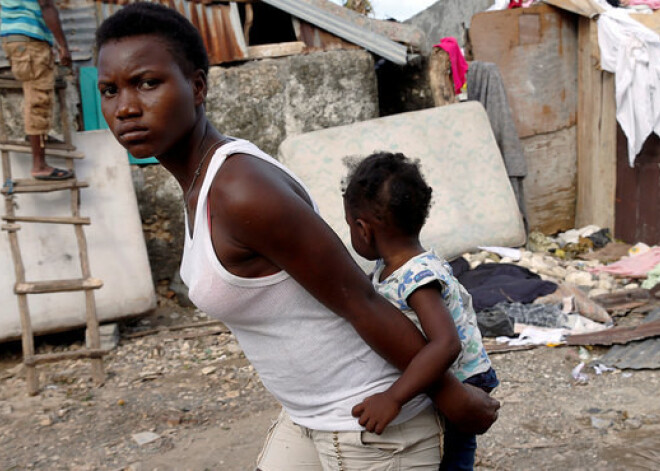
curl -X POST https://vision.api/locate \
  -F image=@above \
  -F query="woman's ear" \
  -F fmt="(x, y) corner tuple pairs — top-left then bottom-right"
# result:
(192, 69), (207, 106)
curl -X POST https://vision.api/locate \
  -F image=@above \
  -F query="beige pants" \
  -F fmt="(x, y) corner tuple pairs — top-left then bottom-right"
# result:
(257, 407), (443, 471)
(2, 38), (55, 135)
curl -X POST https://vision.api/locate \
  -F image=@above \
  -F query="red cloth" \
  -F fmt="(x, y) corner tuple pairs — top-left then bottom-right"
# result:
(433, 37), (468, 95)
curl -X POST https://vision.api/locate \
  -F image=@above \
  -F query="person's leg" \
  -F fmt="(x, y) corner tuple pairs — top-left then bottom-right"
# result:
(5, 40), (71, 179)
(312, 407), (442, 470)
(439, 419), (477, 471)
(256, 409), (323, 471)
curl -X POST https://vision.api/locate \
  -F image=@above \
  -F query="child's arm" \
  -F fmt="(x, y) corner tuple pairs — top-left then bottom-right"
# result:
(351, 281), (461, 434)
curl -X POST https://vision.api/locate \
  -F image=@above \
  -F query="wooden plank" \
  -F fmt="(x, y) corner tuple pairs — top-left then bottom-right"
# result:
(1, 179), (89, 194)
(24, 349), (106, 366)
(542, 0), (604, 18)
(247, 41), (306, 59)
(470, 4), (579, 138)
(522, 127), (577, 234)
(3, 215), (91, 225)
(575, 16), (617, 230)
(0, 143), (84, 159)
(428, 48), (457, 107)
(15, 278), (103, 294)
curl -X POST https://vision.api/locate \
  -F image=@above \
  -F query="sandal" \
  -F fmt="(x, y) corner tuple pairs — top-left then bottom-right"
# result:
(33, 168), (74, 181)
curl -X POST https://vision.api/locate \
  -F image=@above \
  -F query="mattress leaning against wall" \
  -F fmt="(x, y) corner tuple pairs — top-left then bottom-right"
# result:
(0, 130), (157, 342)
(278, 101), (527, 271)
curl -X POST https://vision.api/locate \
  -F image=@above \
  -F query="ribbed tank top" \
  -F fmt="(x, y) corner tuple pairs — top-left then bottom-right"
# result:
(179, 139), (430, 431)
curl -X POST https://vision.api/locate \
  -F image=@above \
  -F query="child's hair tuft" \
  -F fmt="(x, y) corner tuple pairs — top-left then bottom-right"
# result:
(343, 152), (432, 235)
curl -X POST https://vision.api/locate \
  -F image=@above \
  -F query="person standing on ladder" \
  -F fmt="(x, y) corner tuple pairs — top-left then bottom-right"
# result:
(0, 0), (73, 180)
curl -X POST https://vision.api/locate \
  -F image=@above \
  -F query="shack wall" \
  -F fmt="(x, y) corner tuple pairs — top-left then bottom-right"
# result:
(470, 4), (579, 234)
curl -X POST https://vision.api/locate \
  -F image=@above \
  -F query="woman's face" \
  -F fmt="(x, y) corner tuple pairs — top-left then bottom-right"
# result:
(97, 35), (205, 159)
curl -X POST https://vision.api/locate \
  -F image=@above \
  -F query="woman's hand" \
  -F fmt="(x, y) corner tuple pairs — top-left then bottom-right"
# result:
(432, 374), (500, 434)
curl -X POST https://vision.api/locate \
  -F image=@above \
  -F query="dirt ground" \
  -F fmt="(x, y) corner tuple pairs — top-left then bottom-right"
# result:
(1, 294), (659, 471)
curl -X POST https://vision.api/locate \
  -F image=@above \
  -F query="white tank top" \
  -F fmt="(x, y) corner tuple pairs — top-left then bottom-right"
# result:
(180, 139), (430, 431)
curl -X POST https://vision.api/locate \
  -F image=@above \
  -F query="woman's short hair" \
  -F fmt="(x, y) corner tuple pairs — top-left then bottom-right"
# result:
(96, 2), (209, 76)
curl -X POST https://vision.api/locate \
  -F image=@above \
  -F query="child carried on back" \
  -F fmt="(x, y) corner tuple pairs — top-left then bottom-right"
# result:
(343, 152), (499, 470)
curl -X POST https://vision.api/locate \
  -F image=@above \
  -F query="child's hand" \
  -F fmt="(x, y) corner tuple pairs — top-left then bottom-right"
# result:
(351, 391), (402, 434)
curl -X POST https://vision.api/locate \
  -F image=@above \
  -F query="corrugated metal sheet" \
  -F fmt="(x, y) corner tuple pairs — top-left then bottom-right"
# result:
(96, 0), (247, 65)
(597, 309), (660, 370)
(262, 0), (410, 65)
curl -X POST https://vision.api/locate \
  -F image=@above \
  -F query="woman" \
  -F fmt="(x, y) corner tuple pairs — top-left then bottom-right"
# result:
(95, 4), (498, 469)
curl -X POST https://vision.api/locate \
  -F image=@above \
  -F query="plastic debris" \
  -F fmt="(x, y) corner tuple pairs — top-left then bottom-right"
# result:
(593, 364), (616, 375)
(572, 362), (589, 384)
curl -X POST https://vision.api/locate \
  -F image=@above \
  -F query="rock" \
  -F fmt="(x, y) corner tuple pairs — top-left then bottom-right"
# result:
(590, 416), (613, 430)
(86, 323), (120, 351)
(201, 367), (216, 375)
(131, 431), (161, 446)
(39, 416), (53, 426)
(565, 271), (594, 287)
(624, 283), (640, 290)
(589, 288), (609, 298)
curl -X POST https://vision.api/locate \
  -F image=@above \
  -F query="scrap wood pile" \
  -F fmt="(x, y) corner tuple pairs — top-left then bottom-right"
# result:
(457, 225), (660, 373)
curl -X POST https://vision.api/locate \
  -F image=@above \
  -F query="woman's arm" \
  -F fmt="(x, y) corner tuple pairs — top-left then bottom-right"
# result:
(210, 155), (498, 432)
(351, 283), (462, 433)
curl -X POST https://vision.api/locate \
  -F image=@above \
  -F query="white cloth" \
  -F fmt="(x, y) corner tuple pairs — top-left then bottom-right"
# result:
(179, 139), (430, 431)
(597, 7), (660, 166)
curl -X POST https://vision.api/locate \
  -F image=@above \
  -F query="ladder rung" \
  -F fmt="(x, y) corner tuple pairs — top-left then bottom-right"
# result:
(2, 139), (76, 152)
(1, 223), (20, 232)
(2, 215), (91, 225)
(0, 143), (83, 159)
(24, 349), (106, 366)
(15, 278), (104, 294)
(1, 179), (88, 194)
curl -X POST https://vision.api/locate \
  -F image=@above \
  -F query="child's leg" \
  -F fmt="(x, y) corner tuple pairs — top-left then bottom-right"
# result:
(439, 418), (477, 471)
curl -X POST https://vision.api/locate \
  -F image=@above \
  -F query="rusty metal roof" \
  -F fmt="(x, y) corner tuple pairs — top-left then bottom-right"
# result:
(95, 0), (248, 65)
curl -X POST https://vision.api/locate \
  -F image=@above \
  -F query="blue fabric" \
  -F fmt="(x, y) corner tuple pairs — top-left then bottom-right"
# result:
(440, 419), (478, 471)
(0, 0), (53, 44)
(464, 367), (499, 393)
(440, 368), (498, 470)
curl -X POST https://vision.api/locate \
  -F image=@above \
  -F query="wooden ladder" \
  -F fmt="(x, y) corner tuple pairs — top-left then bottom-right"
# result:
(0, 75), (105, 395)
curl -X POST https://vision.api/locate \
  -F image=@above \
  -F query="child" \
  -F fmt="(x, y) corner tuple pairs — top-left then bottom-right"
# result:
(343, 152), (499, 470)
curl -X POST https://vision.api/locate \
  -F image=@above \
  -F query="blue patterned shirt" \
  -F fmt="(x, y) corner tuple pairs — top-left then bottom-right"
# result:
(372, 250), (492, 382)
(1, 0), (54, 44)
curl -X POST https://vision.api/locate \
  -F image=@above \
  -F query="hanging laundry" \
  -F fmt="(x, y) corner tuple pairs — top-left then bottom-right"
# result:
(467, 61), (528, 228)
(597, 6), (660, 166)
(433, 37), (469, 94)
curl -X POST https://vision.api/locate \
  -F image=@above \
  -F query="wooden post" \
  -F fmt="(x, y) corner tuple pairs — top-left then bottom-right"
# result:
(428, 48), (458, 108)
(576, 16), (617, 229)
